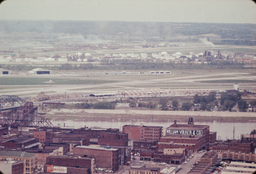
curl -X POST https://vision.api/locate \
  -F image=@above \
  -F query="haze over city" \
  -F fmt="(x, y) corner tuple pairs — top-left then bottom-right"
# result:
(0, 0), (256, 174)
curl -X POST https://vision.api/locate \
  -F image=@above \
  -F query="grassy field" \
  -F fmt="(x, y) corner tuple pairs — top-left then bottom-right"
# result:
(0, 77), (115, 85)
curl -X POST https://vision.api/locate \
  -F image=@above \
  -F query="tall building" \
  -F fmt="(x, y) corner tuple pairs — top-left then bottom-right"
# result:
(160, 119), (216, 151)
(123, 124), (162, 141)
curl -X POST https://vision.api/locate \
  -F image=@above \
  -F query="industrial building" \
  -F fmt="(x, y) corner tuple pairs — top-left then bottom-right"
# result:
(73, 146), (121, 172)
(44, 155), (95, 174)
(159, 119), (215, 151)
(123, 124), (162, 141)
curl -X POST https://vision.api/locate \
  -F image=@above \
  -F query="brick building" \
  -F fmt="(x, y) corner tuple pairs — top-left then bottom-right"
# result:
(71, 127), (119, 138)
(73, 146), (120, 172)
(1, 136), (40, 150)
(44, 155), (95, 174)
(160, 120), (215, 151)
(139, 148), (186, 164)
(43, 142), (69, 155)
(0, 160), (24, 174)
(222, 151), (256, 162)
(0, 151), (37, 174)
(98, 132), (128, 146)
(210, 140), (254, 153)
(153, 152), (185, 164)
(34, 131), (53, 143)
(123, 124), (162, 141)
(133, 139), (158, 152)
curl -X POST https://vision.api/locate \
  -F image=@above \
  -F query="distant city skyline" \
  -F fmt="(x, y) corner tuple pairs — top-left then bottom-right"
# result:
(0, 0), (255, 24)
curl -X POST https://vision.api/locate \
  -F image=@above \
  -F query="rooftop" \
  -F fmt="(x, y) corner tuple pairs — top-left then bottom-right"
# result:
(168, 124), (209, 129)
(0, 151), (36, 158)
(75, 146), (118, 151)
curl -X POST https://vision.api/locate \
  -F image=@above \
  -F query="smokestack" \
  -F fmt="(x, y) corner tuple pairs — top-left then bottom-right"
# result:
(174, 120), (177, 127)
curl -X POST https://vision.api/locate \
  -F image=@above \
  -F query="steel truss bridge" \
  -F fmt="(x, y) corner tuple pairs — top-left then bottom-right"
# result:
(0, 95), (53, 127)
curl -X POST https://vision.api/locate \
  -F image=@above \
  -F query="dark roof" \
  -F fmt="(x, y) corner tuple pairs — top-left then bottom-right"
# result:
(2, 136), (36, 144)
(0, 151), (36, 158)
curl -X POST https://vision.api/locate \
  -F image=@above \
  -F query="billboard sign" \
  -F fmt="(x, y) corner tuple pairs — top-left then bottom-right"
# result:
(166, 129), (203, 136)
(47, 165), (67, 173)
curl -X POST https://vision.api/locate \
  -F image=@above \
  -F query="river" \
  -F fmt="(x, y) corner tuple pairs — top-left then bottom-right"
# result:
(51, 120), (256, 140)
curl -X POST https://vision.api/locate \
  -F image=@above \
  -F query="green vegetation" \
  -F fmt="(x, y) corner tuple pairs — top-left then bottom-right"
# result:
(0, 77), (114, 85)
(181, 102), (192, 111)
(93, 102), (115, 109)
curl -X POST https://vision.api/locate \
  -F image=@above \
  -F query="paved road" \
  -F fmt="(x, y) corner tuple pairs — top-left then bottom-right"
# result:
(177, 151), (206, 174)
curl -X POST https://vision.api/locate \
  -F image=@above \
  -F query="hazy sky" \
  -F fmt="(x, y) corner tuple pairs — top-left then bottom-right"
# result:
(0, 0), (255, 23)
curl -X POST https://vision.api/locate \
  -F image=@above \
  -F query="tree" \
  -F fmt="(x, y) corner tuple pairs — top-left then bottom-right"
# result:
(207, 92), (216, 103)
(251, 129), (256, 134)
(129, 100), (137, 108)
(238, 99), (248, 112)
(93, 102), (115, 109)
(159, 98), (169, 110)
(200, 102), (207, 111)
(193, 94), (201, 104)
(172, 100), (179, 108)
(181, 102), (192, 111)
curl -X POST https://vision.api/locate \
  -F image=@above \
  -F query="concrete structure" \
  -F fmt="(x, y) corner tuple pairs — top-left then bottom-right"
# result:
(44, 155), (95, 174)
(0, 151), (37, 174)
(0, 160), (23, 174)
(73, 146), (120, 172)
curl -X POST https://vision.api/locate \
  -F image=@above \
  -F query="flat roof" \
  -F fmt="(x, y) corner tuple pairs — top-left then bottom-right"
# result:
(47, 155), (93, 160)
(0, 151), (36, 158)
(75, 146), (118, 151)
(230, 161), (256, 168)
(225, 166), (256, 172)
(168, 124), (209, 129)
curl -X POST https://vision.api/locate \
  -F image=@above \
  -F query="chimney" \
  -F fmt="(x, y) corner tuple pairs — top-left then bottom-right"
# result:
(174, 120), (177, 127)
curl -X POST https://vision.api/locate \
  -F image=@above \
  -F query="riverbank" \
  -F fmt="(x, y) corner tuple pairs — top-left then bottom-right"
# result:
(44, 109), (256, 123)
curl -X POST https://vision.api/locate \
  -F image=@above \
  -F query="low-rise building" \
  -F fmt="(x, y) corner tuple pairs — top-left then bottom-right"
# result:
(44, 155), (95, 174)
(129, 166), (160, 174)
(73, 145), (120, 172)
(0, 151), (37, 174)
(0, 160), (23, 174)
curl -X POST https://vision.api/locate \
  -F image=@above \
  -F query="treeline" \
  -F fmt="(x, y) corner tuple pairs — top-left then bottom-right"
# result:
(0, 60), (250, 72)
(194, 91), (250, 112)
(75, 102), (115, 109)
